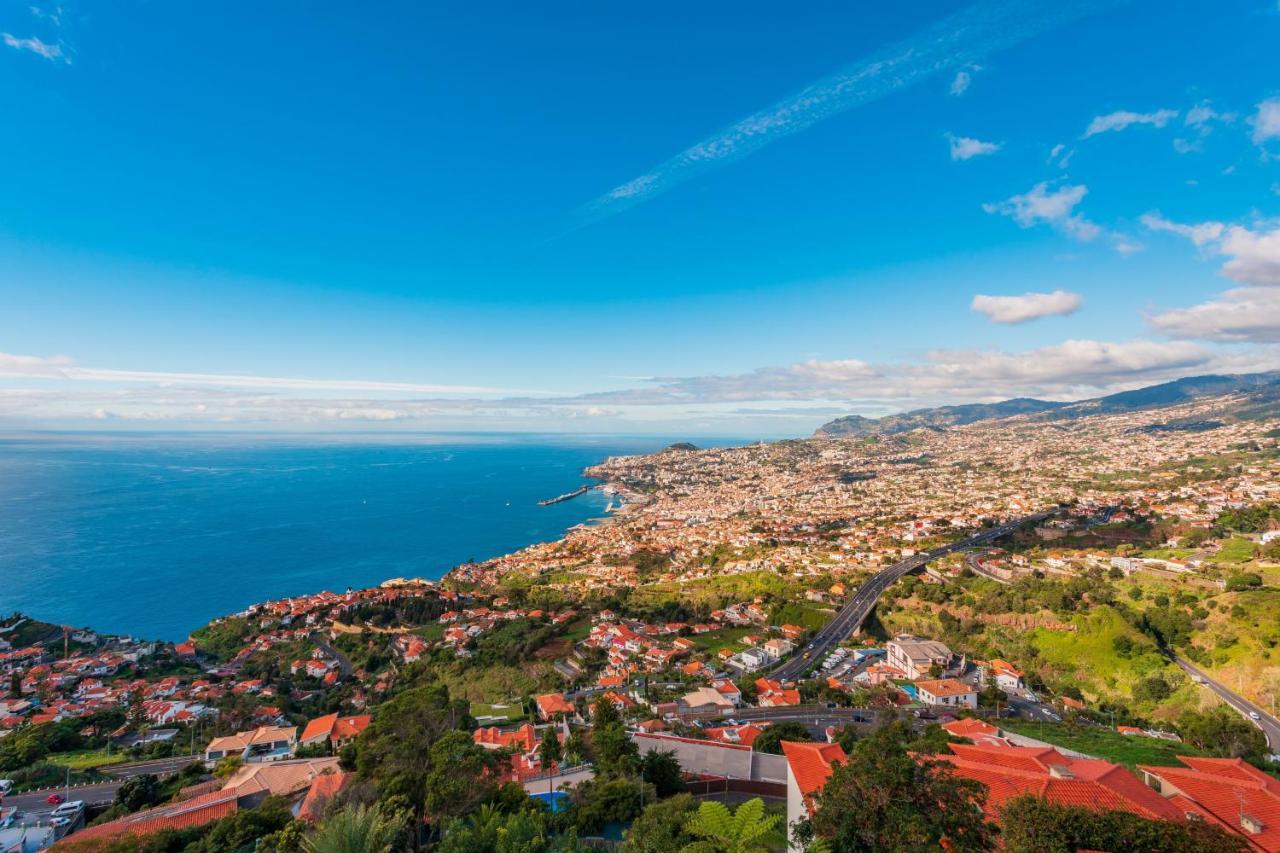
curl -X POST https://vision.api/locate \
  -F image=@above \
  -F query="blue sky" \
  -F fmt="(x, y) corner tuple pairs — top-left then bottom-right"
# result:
(1, 0), (1279, 436)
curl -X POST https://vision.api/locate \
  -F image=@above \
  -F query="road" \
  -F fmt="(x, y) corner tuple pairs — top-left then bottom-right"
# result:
(309, 631), (354, 677)
(770, 511), (1054, 681)
(1175, 656), (1280, 751)
(1, 755), (200, 823)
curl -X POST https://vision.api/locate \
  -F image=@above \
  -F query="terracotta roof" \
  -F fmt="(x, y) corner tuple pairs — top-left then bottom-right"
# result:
(939, 743), (1182, 822)
(782, 740), (848, 811)
(58, 789), (239, 846)
(332, 714), (370, 742)
(299, 712), (339, 744)
(1139, 756), (1280, 851)
(915, 678), (975, 698)
(942, 718), (1001, 740)
(298, 771), (352, 823)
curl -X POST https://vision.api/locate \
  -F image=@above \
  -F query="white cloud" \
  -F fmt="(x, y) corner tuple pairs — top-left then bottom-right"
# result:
(983, 182), (1101, 241)
(1250, 97), (1280, 146)
(970, 290), (1082, 324)
(1083, 108), (1178, 138)
(1150, 287), (1280, 343)
(2, 32), (66, 62)
(0, 351), (548, 396)
(580, 1), (1125, 222)
(949, 65), (981, 96)
(1142, 213), (1280, 286)
(948, 134), (1001, 161)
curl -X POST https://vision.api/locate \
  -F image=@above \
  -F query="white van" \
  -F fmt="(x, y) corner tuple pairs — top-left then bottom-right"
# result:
(0, 779), (13, 794)
(50, 801), (84, 819)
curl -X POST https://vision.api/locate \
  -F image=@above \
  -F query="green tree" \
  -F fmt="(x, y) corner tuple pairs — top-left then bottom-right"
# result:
(799, 725), (993, 852)
(998, 794), (1245, 852)
(424, 731), (501, 826)
(640, 749), (686, 797)
(620, 794), (697, 853)
(115, 773), (163, 812)
(539, 728), (562, 771)
(680, 798), (780, 853)
(212, 755), (245, 779)
(1177, 707), (1268, 758)
(303, 804), (402, 853)
(750, 721), (811, 755)
(352, 683), (470, 806)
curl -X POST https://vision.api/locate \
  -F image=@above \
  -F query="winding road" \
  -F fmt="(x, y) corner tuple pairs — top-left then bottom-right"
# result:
(1175, 656), (1280, 751)
(770, 510), (1054, 681)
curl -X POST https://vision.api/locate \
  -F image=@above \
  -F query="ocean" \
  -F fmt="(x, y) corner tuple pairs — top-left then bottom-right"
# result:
(0, 433), (678, 641)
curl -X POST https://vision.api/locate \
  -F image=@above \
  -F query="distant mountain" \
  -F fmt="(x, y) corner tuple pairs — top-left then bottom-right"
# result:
(815, 371), (1280, 438)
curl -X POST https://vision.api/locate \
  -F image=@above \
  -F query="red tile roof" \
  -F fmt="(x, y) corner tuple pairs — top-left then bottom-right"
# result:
(300, 712), (339, 744)
(1139, 756), (1280, 851)
(298, 771), (352, 823)
(781, 740), (848, 812)
(939, 743), (1183, 822)
(58, 790), (239, 846)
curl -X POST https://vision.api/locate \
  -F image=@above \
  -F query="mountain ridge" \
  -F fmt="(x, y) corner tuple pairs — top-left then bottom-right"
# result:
(815, 371), (1280, 437)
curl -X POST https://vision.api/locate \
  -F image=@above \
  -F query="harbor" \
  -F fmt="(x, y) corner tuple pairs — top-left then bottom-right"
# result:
(536, 485), (591, 506)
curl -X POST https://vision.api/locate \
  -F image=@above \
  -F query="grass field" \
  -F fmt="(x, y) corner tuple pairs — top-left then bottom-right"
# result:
(1215, 537), (1259, 564)
(686, 626), (756, 652)
(470, 701), (526, 723)
(46, 749), (130, 771)
(999, 720), (1204, 769)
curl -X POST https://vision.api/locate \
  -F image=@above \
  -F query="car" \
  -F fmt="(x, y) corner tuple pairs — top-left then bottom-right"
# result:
(1250, 711), (1261, 721)
(49, 816), (72, 829)
(50, 801), (84, 819)
(0, 779), (13, 794)
(46, 793), (64, 805)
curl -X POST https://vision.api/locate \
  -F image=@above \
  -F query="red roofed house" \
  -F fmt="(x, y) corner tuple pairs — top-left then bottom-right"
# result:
(1140, 756), (1280, 851)
(298, 713), (372, 751)
(940, 717), (1010, 747)
(782, 740), (848, 850)
(937, 742), (1184, 822)
(535, 692), (575, 721)
(473, 723), (539, 753)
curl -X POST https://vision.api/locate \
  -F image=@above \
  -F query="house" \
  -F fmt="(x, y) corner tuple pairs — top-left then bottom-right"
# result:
(1139, 756), (1280, 851)
(755, 678), (800, 708)
(711, 679), (742, 706)
(914, 678), (978, 710)
(782, 741), (848, 851)
(705, 723), (768, 748)
(65, 758), (342, 847)
(473, 723), (539, 753)
(983, 659), (1024, 690)
(941, 718), (1009, 747)
(298, 713), (371, 750)
(680, 686), (734, 712)
(763, 638), (795, 660)
(937, 742), (1184, 822)
(885, 636), (952, 679)
(204, 725), (297, 764)
(534, 692), (575, 721)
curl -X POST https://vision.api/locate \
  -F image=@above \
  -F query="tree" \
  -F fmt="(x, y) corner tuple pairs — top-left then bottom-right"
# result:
(566, 776), (652, 835)
(352, 683), (470, 806)
(439, 804), (585, 852)
(799, 725), (993, 852)
(562, 728), (588, 765)
(998, 794), (1245, 852)
(1225, 573), (1263, 591)
(620, 794), (697, 853)
(680, 798), (780, 853)
(212, 755), (244, 779)
(640, 749), (686, 797)
(304, 805), (402, 853)
(750, 721), (811, 755)
(424, 731), (501, 826)
(115, 773), (164, 812)
(1177, 707), (1268, 758)
(539, 728), (562, 771)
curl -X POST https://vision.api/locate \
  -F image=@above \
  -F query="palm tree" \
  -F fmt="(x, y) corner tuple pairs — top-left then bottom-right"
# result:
(304, 805), (401, 853)
(680, 798), (781, 853)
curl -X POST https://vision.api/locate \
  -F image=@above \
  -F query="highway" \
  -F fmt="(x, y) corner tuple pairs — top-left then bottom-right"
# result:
(1175, 656), (1280, 752)
(769, 510), (1053, 681)
(1, 754), (200, 824)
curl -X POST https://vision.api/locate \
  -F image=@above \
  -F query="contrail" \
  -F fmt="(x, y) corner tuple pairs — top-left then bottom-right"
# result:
(578, 0), (1128, 225)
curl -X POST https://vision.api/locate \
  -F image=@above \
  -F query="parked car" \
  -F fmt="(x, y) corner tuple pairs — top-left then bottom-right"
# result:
(49, 816), (71, 829)
(0, 779), (13, 794)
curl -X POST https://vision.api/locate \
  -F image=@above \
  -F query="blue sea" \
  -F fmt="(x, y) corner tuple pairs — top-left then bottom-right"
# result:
(0, 433), (683, 641)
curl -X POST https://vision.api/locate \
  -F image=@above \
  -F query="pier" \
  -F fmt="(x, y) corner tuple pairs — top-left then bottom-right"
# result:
(537, 485), (590, 507)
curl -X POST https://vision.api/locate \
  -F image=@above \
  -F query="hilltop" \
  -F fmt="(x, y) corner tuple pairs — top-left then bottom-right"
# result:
(815, 370), (1280, 438)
